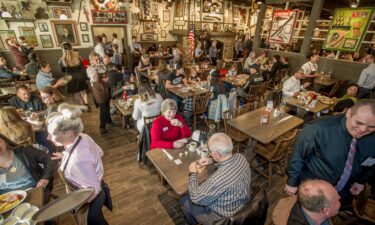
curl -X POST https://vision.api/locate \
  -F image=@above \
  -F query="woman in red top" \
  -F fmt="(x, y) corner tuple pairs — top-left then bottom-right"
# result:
(150, 99), (192, 149)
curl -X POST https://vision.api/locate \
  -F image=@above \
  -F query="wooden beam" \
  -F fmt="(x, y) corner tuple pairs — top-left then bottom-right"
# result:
(266, 0), (313, 3)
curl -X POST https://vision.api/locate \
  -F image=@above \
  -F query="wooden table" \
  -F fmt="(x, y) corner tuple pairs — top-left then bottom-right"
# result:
(26, 187), (44, 208)
(285, 97), (332, 114)
(314, 77), (338, 86)
(227, 107), (304, 144)
(221, 74), (248, 87)
(112, 99), (134, 129)
(146, 148), (208, 195)
(166, 86), (209, 99)
(139, 70), (158, 80)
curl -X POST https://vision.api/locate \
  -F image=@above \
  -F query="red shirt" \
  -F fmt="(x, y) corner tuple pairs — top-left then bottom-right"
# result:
(150, 114), (192, 149)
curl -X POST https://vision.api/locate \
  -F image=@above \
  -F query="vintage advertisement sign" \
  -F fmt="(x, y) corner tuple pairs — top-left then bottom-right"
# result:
(268, 10), (297, 45)
(323, 8), (374, 52)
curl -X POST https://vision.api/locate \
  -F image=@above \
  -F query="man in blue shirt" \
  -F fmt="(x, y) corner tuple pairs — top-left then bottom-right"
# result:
(9, 85), (45, 112)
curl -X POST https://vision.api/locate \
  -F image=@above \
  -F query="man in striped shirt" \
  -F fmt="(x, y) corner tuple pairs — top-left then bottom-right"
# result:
(180, 133), (252, 225)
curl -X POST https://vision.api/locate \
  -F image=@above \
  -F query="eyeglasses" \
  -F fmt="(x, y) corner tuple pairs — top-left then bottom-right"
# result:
(41, 95), (51, 100)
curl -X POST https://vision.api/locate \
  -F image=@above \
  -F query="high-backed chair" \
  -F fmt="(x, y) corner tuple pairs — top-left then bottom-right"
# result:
(250, 129), (299, 188)
(191, 91), (211, 130)
(320, 80), (348, 97)
(214, 188), (268, 225)
(237, 83), (264, 106)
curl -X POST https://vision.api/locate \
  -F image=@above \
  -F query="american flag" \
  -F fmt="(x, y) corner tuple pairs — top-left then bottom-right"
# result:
(188, 30), (195, 60)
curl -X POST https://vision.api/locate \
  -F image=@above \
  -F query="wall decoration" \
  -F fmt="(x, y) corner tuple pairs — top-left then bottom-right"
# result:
(163, 10), (170, 22)
(161, 30), (166, 38)
(51, 7), (72, 19)
(40, 35), (53, 48)
(82, 34), (90, 43)
(132, 29), (138, 37)
(91, 0), (120, 10)
(80, 22), (88, 31)
(174, 0), (184, 17)
(50, 20), (80, 46)
(323, 8), (374, 52)
(141, 33), (158, 41)
(19, 27), (38, 46)
(34, 7), (49, 19)
(132, 12), (140, 25)
(152, 2), (158, 16)
(38, 22), (49, 32)
(268, 10), (297, 45)
(0, 39), (4, 50)
(0, 30), (17, 50)
(91, 10), (127, 24)
(143, 21), (156, 33)
(233, 6), (239, 19)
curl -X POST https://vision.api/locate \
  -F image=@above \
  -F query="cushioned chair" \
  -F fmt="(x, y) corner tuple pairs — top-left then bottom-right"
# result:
(214, 188), (269, 225)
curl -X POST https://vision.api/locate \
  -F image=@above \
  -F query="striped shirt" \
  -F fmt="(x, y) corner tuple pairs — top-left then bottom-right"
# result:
(189, 153), (251, 217)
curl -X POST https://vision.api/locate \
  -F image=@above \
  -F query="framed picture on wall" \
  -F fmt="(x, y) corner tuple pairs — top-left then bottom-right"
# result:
(50, 20), (80, 46)
(0, 30), (17, 50)
(38, 22), (49, 32)
(143, 21), (156, 33)
(132, 29), (138, 37)
(174, 0), (184, 17)
(141, 33), (158, 41)
(0, 39), (4, 50)
(163, 10), (170, 22)
(82, 34), (90, 43)
(19, 27), (38, 46)
(51, 7), (72, 19)
(161, 30), (166, 38)
(40, 35), (53, 48)
(80, 22), (88, 31)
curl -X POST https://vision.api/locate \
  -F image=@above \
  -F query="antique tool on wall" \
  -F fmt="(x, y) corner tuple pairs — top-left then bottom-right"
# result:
(270, 14), (295, 38)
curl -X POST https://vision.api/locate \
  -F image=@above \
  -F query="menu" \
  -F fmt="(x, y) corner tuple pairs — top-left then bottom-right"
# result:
(323, 8), (374, 52)
(268, 10), (298, 45)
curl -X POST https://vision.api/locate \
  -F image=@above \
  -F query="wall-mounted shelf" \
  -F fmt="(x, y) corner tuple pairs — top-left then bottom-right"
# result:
(91, 10), (127, 24)
(3, 18), (34, 22)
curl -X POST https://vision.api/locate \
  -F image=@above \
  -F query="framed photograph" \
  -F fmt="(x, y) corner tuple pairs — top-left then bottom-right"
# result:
(80, 22), (88, 31)
(38, 22), (49, 32)
(143, 21), (156, 33)
(163, 10), (170, 22)
(132, 29), (138, 37)
(40, 35), (53, 48)
(343, 38), (358, 49)
(0, 30), (17, 50)
(82, 34), (90, 43)
(0, 39), (4, 50)
(174, 0), (184, 17)
(18, 27), (38, 46)
(202, 0), (210, 13)
(161, 30), (166, 38)
(50, 20), (80, 46)
(51, 7), (72, 19)
(141, 33), (158, 41)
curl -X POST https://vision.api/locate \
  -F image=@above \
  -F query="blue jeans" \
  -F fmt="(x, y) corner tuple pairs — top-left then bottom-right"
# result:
(35, 131), (55, 153)
(179, 194), (223, 225)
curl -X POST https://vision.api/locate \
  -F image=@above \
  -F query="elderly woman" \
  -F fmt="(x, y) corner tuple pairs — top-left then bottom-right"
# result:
(332, 83), (359, 113)
(132, 81), (163, 132)
(0, 133), (57, 200)
(47, 103), (108, 225)
(150, 99), (192, 149)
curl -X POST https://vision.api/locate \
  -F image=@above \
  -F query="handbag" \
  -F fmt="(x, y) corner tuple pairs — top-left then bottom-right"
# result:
(102, 181), (113, 211)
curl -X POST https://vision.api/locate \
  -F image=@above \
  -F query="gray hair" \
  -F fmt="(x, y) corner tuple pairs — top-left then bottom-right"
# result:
(47, 103), (85, 135)
(208, 133), (233, 156)
(161, 98), (177, 114)
(297, 179), (330, 213)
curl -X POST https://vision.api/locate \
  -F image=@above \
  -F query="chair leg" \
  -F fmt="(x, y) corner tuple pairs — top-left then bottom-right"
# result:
(193, 114), (196, 131)
(268, 162), (272, 189)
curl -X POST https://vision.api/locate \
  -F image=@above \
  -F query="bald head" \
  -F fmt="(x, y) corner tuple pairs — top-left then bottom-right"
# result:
(208, 133), (233, 156)
(298, 179), (340, 216)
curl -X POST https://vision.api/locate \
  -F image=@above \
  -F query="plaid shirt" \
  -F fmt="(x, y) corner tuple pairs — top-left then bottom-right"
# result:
(183, 97), (194, 112)
(189, 153), (251, 217)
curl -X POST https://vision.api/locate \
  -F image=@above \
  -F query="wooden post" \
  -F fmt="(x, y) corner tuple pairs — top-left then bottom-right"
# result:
(253, 2), (266, 49)
(300, 0), (324, 55)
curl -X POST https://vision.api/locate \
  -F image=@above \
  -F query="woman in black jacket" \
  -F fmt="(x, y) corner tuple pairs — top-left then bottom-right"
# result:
(0, 134), (57, 202)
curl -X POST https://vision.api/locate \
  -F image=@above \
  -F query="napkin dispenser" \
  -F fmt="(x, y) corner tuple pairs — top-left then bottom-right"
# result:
(192, 130), (208, 143)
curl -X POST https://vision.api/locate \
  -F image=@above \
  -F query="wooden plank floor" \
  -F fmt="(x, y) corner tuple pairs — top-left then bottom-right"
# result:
(52, 100), (287, 225)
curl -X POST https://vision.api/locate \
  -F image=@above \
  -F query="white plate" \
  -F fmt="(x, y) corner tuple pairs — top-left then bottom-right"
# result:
(12, 203), (31, 217)
(0, 190), (27, 214)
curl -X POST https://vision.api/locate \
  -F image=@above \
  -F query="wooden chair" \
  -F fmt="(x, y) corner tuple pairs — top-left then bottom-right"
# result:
(237, 83), (264, 105)
(191, 91), (211, 130)
(353, 184), (375, 224)
(273, 69), (287, 88)
(223, 102), (258, 152)
(320, 80), (347, 97)
(250, 129), (298, 188)
(143, 114), (160, 133)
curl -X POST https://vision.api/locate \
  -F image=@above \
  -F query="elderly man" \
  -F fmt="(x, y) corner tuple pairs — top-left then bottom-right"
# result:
(0, 57), (18, 79)
(180, 133), (251, 225)
(9, 85), (45, 112)
(273, 179), (340, 225)
(282, 69), (311, 98)
(285, 99), (375, 200)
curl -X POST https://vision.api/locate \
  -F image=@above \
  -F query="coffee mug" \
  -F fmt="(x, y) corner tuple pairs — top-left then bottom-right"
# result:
(187, 142), (197, 152)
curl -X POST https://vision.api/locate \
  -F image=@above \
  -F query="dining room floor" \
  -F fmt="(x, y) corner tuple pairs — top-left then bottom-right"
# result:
(51, 99), (288, 225)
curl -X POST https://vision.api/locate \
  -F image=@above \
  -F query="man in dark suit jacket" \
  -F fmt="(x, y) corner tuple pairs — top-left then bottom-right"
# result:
(9, 85), (45, 112)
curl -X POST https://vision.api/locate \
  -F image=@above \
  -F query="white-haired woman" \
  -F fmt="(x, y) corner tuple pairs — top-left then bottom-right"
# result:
(58, 42), (89, 107)
(150, 99), (192, 149)
(48, 103), (108, 225)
